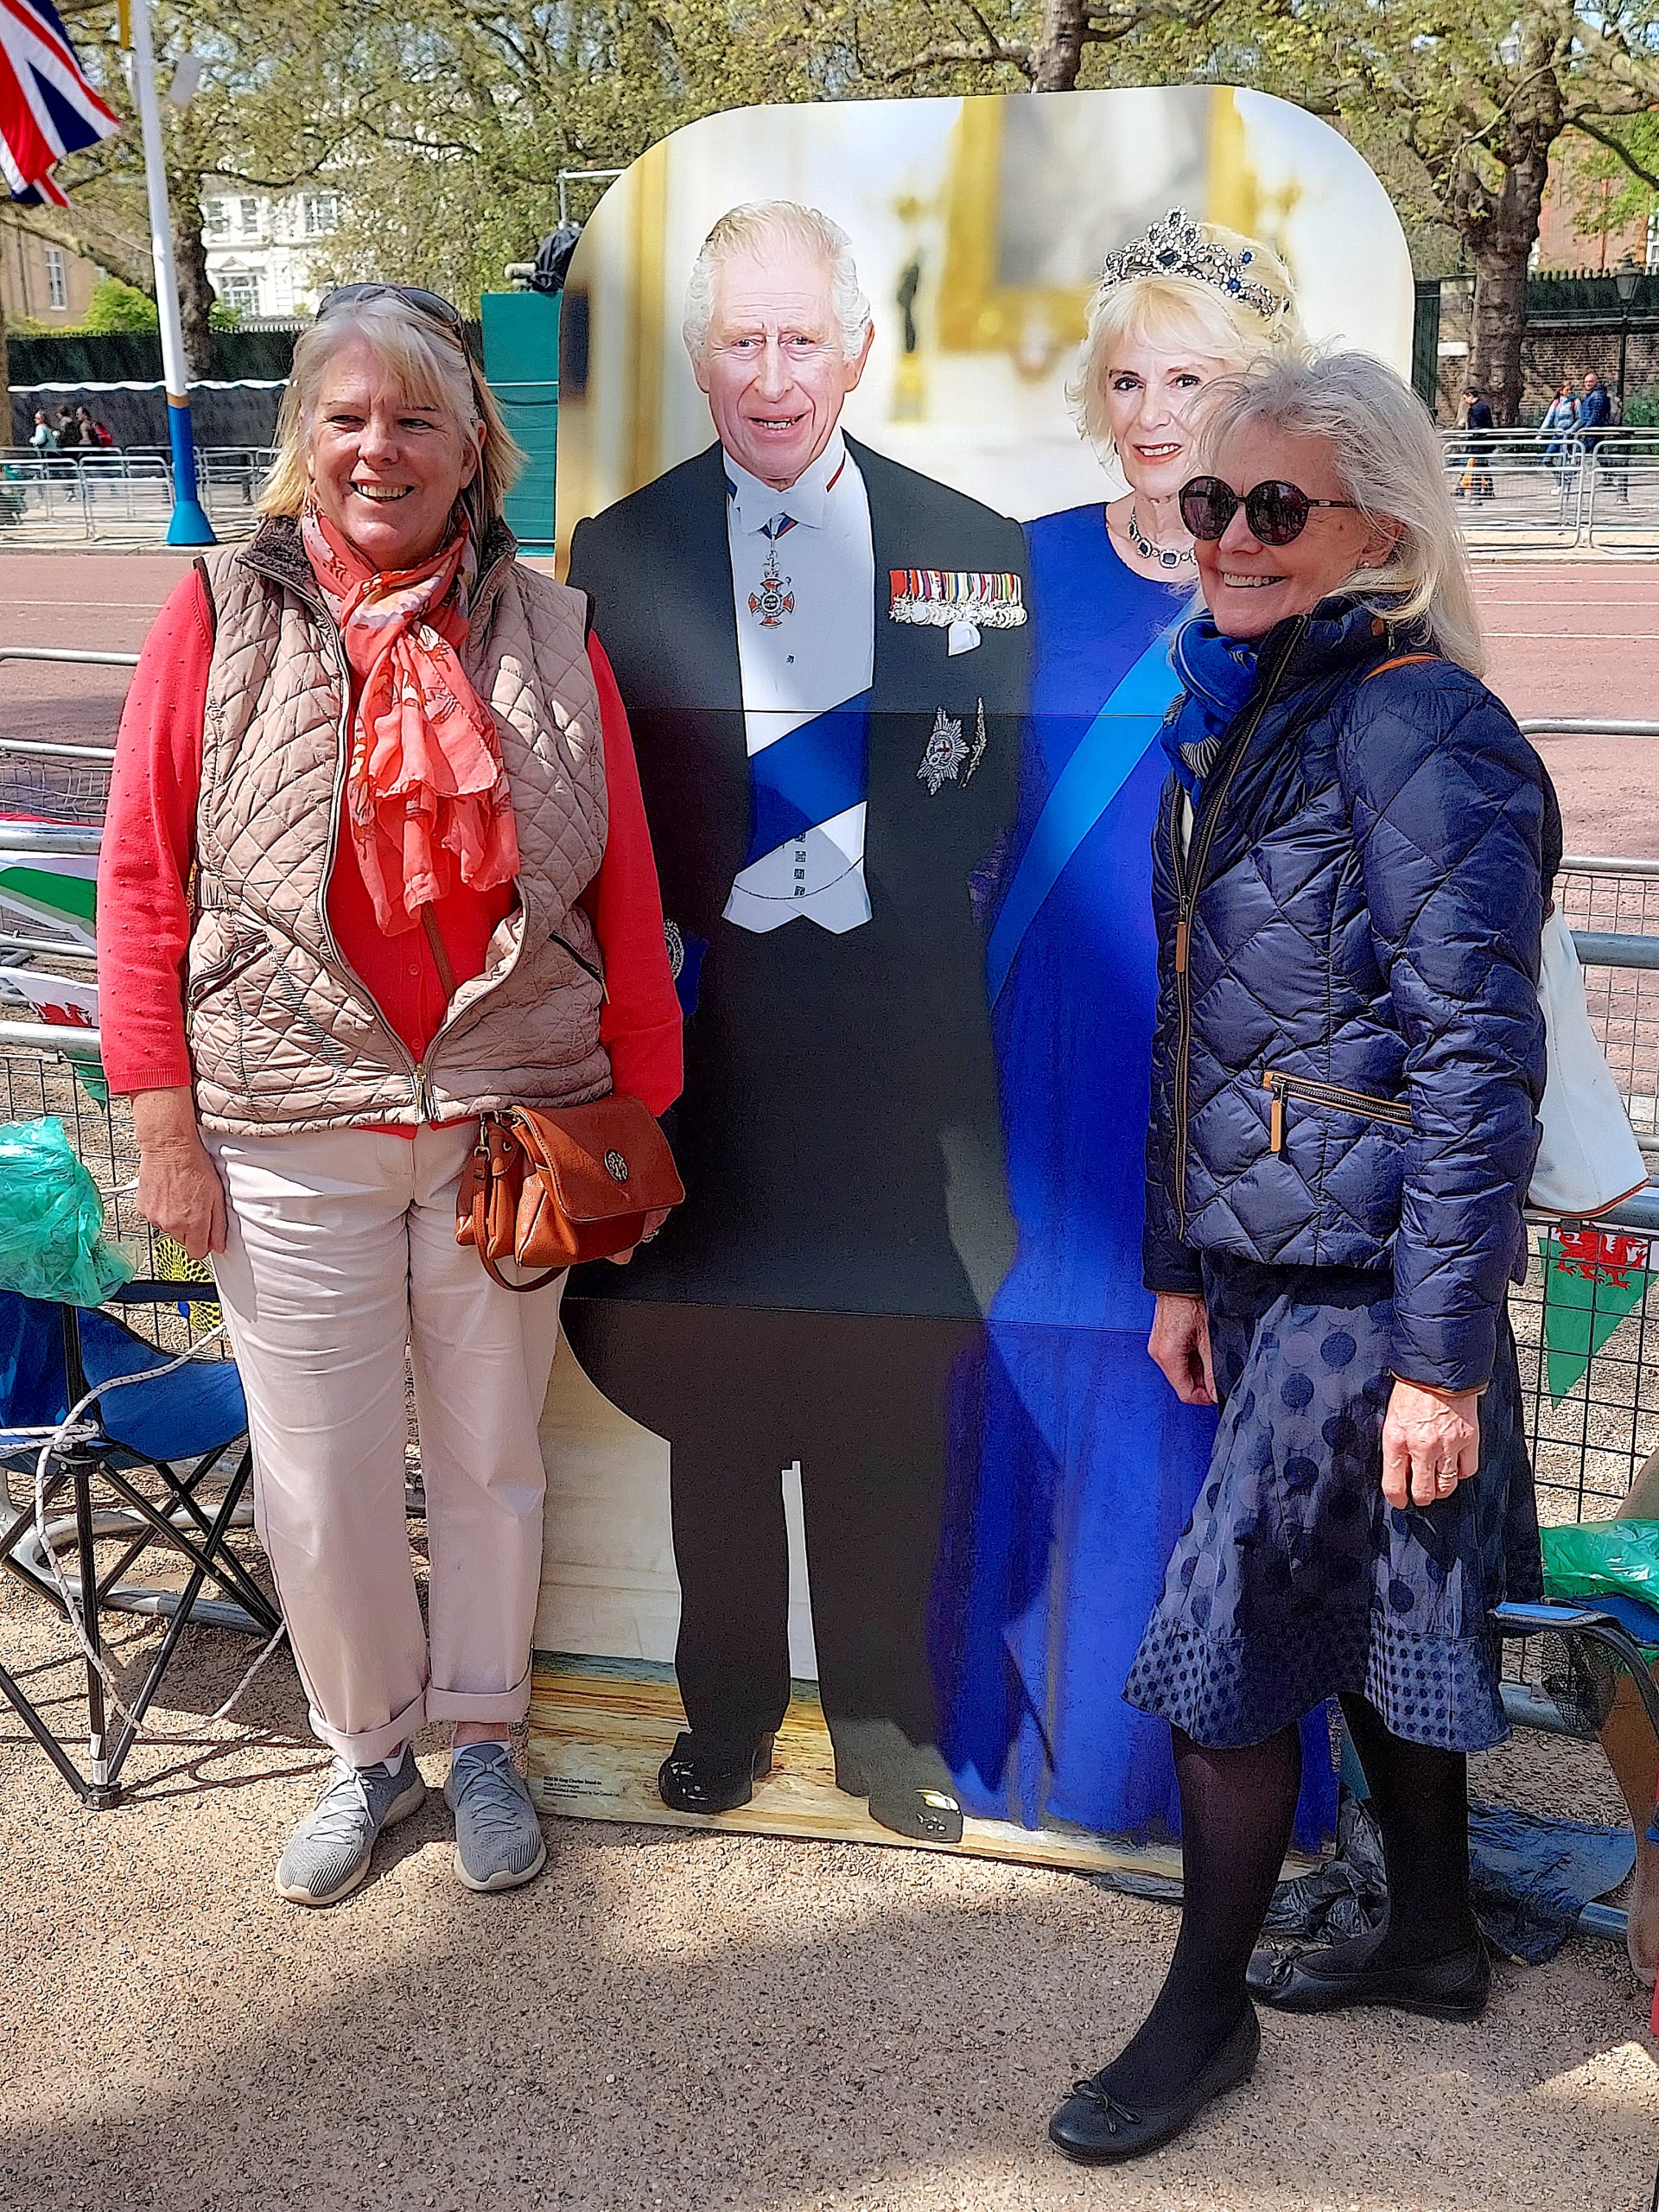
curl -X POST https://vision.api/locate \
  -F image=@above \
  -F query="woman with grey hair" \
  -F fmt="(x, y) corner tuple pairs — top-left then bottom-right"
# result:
(1049, 351), (1554, 2163)
(99, 284), (682, 1904)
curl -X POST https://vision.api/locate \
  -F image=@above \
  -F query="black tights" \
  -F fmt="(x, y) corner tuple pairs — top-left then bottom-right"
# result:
(1095, 1702), (1475, 2107)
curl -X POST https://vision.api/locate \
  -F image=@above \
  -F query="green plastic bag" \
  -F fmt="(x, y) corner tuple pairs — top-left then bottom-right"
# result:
(0, 1117), (134, 1307)
(1541, 1520), (1659, 1609)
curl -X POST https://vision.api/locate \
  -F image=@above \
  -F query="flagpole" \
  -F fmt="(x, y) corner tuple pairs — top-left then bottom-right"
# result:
(128, 0), (214, 545)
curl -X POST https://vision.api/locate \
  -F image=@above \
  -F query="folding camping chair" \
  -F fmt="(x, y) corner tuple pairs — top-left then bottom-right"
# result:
(1493, 1594), (1659, 1981)
(0, 1282), (278, 1808)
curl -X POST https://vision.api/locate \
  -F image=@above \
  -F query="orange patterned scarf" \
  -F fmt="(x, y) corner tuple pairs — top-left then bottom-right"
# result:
(302, 507), (520, 936)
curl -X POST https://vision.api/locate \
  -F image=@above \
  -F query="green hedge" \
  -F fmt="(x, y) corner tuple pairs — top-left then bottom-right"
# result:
(9, 320), (486, 388)
(9, 328), (298, 384)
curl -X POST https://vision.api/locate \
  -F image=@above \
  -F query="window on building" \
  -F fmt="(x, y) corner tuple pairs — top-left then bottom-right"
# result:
(302, 192), (340, 238)
(221, 271), (261, 317)
(42, 247), (67, 310)
(238, 197), (260, 237)
(206, 199), (230, 238)
(1648, 211), (1659, 273)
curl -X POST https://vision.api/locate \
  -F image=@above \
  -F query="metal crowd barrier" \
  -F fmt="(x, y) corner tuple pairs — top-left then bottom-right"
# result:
(3, 689), (1658, 1504)
(0, 447), (276, 540)
(1440, 426), (1659, 550)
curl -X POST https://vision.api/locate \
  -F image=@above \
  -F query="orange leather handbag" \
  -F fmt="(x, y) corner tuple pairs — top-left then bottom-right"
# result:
(455, 1096), (684, 1293)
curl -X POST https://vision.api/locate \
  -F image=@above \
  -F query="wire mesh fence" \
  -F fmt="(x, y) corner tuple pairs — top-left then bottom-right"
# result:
(1509, 861), (1659, 1535)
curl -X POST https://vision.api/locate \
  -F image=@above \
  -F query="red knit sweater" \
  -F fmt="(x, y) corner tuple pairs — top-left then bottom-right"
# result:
(98, 569), (683, 1120)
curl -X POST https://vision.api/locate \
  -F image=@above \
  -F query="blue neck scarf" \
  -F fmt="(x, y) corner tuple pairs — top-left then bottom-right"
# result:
(1161, 615), (1261, 800)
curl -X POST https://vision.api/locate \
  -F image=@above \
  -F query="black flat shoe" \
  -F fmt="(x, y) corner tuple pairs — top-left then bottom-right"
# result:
(1247, 1937), (1489, 2021)
(656, 1732), (774, 1816)
(1047, 2005), (1260, 2166)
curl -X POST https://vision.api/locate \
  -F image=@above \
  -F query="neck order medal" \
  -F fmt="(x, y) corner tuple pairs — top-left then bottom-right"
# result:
(748, 515), (797, 627)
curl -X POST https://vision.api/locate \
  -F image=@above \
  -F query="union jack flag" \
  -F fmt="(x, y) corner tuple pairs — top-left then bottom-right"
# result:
(0, 0), (119, 207)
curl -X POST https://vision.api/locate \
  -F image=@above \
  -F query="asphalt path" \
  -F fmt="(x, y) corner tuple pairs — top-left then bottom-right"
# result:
(3, 549), (1656, 855)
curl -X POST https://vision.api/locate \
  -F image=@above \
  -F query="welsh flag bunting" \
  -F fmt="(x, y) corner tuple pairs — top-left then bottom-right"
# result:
(1539, 1227), (1656, 1402)
(0, 815), (97, 950)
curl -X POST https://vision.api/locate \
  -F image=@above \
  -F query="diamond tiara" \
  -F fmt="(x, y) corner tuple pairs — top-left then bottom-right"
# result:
(1095, 208), (1290, 323)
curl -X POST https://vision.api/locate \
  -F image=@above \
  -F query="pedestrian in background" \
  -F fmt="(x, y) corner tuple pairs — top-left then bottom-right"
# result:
(1455, 385), (1495, 500)
(1539, 380), (1579, 473)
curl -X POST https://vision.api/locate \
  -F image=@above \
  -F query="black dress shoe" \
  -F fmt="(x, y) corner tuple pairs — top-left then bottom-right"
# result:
(1247, 1937), (1490, 2021)
(1047, 2005), (1260, 2166)
(831, 1720), (965, 1843)
(656, 1732), (774, 1816)
(866, 1782), (964, 1844)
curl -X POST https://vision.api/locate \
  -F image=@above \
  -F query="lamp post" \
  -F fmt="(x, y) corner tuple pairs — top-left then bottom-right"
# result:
(128, 0), (215, 545)
(1614, 253), (1641, 416)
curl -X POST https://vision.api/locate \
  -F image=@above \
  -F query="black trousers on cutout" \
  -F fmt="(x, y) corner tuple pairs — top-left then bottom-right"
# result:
(562, 1300), (978, 1761)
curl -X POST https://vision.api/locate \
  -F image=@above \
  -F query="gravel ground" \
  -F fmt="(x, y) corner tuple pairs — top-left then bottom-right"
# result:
(2, 1554), (1656, 2212)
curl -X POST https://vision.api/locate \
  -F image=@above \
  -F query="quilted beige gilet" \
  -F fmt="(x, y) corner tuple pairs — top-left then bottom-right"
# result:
(186, 517), (612, 1135)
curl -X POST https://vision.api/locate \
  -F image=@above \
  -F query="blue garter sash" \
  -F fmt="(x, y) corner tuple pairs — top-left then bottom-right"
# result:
(742, 689), (873, 868)
(986, 627), (1181, 1003)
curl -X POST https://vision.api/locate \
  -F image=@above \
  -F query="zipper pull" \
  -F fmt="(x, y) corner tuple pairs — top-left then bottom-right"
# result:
(413, 1061), (429, 1122)
(1264, 1071), (1287, 1154)
(1174, 909), (1190, 976)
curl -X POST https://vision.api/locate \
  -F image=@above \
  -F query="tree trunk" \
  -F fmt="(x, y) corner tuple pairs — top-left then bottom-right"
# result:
(1450, 103), (1554, 426)
(1466, 235), (1534, 426)
(1032, 0), (1088, 90)
(172, 186), (217, 381)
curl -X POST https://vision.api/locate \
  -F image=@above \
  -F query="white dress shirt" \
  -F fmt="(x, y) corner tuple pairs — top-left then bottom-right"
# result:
(721, 431), (875, 936)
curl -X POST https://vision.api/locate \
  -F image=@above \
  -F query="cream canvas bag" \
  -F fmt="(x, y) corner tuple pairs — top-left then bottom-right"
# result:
(1529, 908), (1649, 1220)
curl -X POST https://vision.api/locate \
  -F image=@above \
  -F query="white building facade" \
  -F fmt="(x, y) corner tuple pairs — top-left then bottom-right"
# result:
(201, 185), (341, 320)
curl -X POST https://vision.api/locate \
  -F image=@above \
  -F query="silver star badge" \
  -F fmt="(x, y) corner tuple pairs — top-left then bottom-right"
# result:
(918, 707), (968, 796)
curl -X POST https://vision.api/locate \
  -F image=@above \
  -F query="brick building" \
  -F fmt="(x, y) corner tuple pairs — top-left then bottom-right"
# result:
(1534, 138), (1657, 276)
(0, 214), (104, 330)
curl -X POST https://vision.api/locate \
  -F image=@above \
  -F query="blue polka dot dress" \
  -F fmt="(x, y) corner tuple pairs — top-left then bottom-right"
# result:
(1122, 1256), (1542, 1754)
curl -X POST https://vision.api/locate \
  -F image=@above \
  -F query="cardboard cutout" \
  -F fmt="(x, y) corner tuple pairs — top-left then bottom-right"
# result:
(531, 86), (1414, 1871)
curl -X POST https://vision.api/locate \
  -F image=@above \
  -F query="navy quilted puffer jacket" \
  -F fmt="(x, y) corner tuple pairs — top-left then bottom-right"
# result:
(1143, 596), (1549, 1395)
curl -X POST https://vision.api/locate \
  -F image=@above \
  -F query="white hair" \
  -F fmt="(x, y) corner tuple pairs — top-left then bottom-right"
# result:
(682, 200), (872, 361)
(1194, 351), (1486, 677)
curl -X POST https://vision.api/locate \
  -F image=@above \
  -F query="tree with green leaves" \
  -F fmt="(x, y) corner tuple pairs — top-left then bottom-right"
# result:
(1292, 0), (1659, 421)
(32, 0), (359, 375)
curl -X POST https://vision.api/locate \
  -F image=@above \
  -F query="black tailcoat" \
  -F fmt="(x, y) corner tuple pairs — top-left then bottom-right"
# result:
(563, 435), (1028, 1758)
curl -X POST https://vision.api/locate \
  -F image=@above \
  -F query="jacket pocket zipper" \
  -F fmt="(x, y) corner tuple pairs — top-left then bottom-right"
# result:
(1262, 1067), (1412, 1154)
(186, 940), (264, 1012)
(549, 928), (609, 1002)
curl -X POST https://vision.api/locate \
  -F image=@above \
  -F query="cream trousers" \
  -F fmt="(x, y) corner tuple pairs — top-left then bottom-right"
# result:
(207, 1124), (563, 1765)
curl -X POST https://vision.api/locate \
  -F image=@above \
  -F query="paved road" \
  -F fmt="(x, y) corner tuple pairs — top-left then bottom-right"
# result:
(3, 548), (1656, 854)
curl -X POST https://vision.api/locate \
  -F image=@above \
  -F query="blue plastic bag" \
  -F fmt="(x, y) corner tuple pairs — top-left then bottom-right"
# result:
(0, 1117), (134, 1306)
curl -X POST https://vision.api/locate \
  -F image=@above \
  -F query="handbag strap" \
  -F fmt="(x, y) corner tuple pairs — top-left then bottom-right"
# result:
(470, 1119), (565, 1295)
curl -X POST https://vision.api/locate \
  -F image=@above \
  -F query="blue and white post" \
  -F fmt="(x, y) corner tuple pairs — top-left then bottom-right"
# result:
(129, 0), (215, 545)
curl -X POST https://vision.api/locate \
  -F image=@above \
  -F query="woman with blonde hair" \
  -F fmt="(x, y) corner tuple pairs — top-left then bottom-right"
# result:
(99, 284), (681, 1904)
(940, 213), (1315, 1848)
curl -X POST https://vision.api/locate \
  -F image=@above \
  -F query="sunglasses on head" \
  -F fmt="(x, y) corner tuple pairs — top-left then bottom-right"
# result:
(316, 283), (469, 344)
(1179, 475), (1359, 547)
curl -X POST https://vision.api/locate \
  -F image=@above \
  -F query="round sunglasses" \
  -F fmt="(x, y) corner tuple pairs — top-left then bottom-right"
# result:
(1179, 475), (1359, 547)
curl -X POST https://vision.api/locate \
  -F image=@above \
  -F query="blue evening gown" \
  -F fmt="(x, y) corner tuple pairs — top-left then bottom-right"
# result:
(934, 503), (1336, 1852)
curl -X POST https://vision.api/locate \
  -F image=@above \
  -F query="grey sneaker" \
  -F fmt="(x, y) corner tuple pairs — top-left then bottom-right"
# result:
(445, 1742), (548, 1892)
(275, 1746), (425, 1907)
